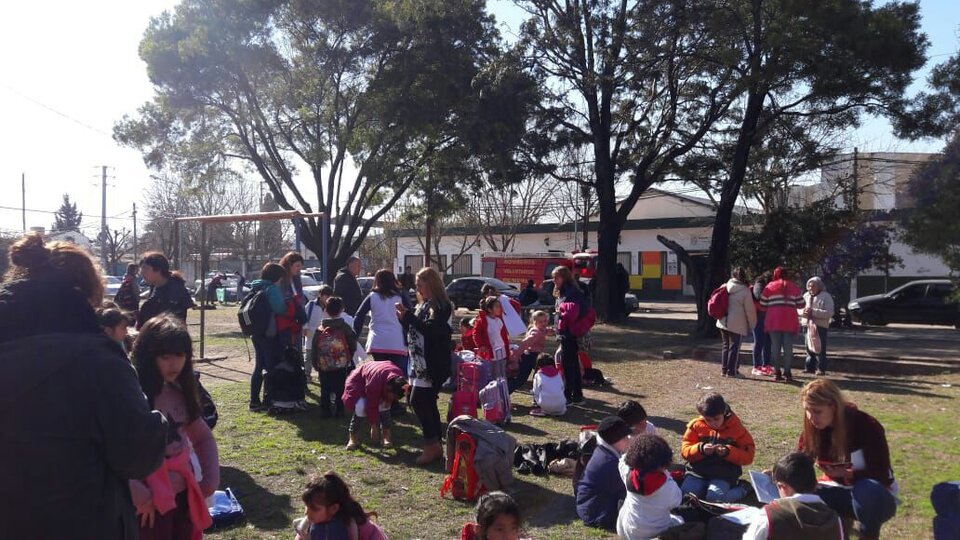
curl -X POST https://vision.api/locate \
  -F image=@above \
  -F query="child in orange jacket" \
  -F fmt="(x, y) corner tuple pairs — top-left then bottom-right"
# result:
(680, 393), (755, 503)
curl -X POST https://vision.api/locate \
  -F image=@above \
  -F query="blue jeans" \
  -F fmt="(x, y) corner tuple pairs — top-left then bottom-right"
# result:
(680, 475), (747, 503)
(818, 479), (897, 537)
(719, 330), (743, 375)
(752, 312), (771, 368)
(805, 326), (829, 373)
(768, 331), (795, 375)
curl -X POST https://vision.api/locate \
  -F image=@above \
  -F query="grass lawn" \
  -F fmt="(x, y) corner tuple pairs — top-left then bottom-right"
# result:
(196, 311), (959, 539)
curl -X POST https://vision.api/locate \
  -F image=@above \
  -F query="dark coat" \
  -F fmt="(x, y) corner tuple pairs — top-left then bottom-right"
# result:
(402, 299), (453, 385)
(575, 443), (625, 530)
(556, 282), (588, 342)
(137, 275), (194, 329)
(333, 267), (363, 316)
(0, 278), (167, 540)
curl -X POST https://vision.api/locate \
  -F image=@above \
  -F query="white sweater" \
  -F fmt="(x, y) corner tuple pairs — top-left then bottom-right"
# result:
(616, 461), (684, 539)
(532, 368), (566, 415)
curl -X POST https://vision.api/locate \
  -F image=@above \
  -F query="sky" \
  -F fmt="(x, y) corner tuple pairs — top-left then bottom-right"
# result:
(0, 0), (956, 236)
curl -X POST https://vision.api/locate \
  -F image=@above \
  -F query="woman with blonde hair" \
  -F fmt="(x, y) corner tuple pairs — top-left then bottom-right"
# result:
(396, 267), (452, 465)
(798, 379), (897, 540)
(0, 233), (166, 538)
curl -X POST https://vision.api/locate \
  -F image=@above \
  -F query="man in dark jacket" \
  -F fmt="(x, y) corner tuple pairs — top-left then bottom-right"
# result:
(0, 277), (167, 540)
(575, 417), (632, 530)
(333, 256), (364, 315)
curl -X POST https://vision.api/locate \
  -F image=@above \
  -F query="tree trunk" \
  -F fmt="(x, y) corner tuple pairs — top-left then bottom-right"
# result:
(700, 89), (766, 333)
(424, 216), (434, 271)
(657, 235), (712, 335)
(595, 206), (626, 323)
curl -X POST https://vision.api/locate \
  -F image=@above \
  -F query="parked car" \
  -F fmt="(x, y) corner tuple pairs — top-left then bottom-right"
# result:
(848, 279), (958, 328)
(104, 276), (122, 298)
(358, 276), (374, 297)
(446, 276), (520, 312)
(300, 275), (323, 302)
(531, 280), (639, 313)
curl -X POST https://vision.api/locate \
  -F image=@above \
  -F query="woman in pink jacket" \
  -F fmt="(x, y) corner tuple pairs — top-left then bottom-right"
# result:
(759, 267), (804, 382)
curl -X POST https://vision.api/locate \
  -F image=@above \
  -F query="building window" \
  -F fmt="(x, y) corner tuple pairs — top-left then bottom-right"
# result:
(616, 252), (632, 274)
(450, 254), (473, 275)
(404, 255), (423, 271)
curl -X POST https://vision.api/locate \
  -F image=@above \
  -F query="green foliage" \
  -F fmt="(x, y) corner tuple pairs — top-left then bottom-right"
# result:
(903, 132), (960, 275)
(896, 54), (960, 139)
(116, 0), (535, 280)
(52, 194), (83, 233)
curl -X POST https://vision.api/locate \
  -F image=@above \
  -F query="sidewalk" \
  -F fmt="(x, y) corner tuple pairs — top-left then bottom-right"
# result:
(634, 301), (960, 376)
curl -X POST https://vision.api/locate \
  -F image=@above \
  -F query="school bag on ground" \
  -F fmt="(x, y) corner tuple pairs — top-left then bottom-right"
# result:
(205, 488), (245, 531)
(478, 359), (511, 425)
(440, 432), (484, 501)
(707, 284), (729, 320)
(313, 325), (352, 371)
(237, 289), (270, 336)
(444, 415), (516, 495)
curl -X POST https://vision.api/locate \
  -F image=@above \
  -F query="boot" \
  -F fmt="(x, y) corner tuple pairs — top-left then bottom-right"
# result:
(381, 428), (394, 449)
(346, 432), (361, 450)
(774, 369), (784, 382)
(416, 441), (443, 465)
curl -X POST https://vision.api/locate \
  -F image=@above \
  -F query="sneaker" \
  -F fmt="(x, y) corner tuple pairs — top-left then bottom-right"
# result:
(529, 408), (546, 417)
(762, 366), (775, 376)
(784, 372), (795, 383)
(816, 370), (827, 376)
(751, 368), (765, 376)
(249, 402), (265, 412)
(570, 397), (586, 406)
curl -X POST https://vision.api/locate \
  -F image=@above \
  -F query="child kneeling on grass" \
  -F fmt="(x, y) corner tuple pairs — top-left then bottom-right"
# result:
(616, 433), (684, 539)
(743, 452), (843, 540)
(680, 393), (755, 503)
(341, 361), (407, 450)
(530, 353), (566, 417)
(460, 491), (525, 540)
(294, 471), (387, 540)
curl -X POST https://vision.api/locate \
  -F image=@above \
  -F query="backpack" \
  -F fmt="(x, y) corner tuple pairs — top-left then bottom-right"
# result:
(313, 324), (352, 371)
(568, 306), (596, 338)
(237, 289), (271, 336)
(440, 432), (484, 501)
(707, 284), (729, 320)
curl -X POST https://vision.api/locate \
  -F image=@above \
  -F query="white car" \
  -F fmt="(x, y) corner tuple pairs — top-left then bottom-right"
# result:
(105, 276), (122, 298)
(301, 275), (323, 302)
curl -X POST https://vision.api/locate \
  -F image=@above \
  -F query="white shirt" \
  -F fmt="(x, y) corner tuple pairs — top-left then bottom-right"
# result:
(499, 294), (526, 337)
(742, 493), (844, 540)
(485, 315), (508, 359)
(616, 460), (684, 539)
(532, 369), (566, 415)
(303, 301), (354, 348)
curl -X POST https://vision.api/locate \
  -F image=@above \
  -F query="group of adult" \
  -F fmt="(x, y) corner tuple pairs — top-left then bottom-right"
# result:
(715, 266), (835, 381)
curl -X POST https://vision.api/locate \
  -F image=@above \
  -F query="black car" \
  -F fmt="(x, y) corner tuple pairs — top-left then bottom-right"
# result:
(446, 277), (519, 311)
(848, 279), (958, 328)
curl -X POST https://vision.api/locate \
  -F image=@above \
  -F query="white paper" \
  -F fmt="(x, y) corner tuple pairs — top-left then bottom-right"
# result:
(720, 506), (763, 525)
(749, 470), (780, 504)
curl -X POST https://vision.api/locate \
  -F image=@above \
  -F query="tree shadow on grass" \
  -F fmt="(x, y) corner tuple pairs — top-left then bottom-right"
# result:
(836, 376), (951, 399)
(218, 465), (292, 532)
(649, 415), (688, 436)
(511, 476), (579, 528)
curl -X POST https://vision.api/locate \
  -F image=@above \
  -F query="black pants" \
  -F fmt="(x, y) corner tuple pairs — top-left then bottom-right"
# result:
(319, 368), (348, 415)
(508, 351), (538, 393)
(410, 385), (442, 443)
(559, 337), (582, 402)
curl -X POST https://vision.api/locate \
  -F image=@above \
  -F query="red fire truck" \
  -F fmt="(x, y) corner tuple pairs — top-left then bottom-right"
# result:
(480, 251), (598, 288)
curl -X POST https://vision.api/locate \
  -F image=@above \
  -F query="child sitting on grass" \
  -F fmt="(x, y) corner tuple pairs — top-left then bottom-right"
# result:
(341, 361), (407, 450)
(460, 491), (524, 540)
(743, 452), (843, 540)
(294, 471), (387, 540)
(530, 353), (565, 417)
(616, 434), (684, 539)
(680, 393), (755, 503)
(618, 400), (656, 435)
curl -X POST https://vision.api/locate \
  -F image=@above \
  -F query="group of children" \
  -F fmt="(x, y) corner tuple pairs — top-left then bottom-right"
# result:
(572, 393), (844, 539)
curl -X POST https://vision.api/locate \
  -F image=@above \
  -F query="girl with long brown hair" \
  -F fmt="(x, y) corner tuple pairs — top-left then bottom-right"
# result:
(798, 379), (897, 540)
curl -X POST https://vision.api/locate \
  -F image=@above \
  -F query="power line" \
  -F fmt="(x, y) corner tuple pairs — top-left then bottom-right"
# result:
(0, 205), (134, 221)
(0, 83), (113, 139)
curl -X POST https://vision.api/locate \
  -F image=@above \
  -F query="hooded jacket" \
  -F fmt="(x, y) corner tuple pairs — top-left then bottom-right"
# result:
(532, 365), (566, 415)
(576, 438), (626, 530)
(0, 278), (167, 540)
(342, 361), (404, 426)
(616, 463), (683, 539)
(801, 277), (835, 329)
(473, 309), (510, 360)
(137, 274), (194, 329)
(681, 410), (755, 481)
(760, 267), (804, 333)
(716, 279), (758, 336)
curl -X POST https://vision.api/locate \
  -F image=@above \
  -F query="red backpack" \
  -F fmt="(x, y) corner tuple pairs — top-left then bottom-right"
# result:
(706, 284), (729, 320)
(440, 433), (484, 501)
(567, 306), (597, 337)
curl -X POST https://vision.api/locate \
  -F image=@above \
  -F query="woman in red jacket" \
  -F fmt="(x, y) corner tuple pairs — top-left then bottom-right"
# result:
(798, 379), (897, 540)
(759, 267), (804, 382)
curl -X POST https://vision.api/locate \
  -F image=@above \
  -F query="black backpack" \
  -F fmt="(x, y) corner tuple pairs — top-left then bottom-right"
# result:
(237, 289), (270, 336)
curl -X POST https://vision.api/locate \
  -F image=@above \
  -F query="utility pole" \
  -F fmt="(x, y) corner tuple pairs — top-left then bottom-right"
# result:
(21, 173), (26, 233)
(132, 202), (138, 262)
(852, 147), (859, 211)
(100, 166), (108, 271)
